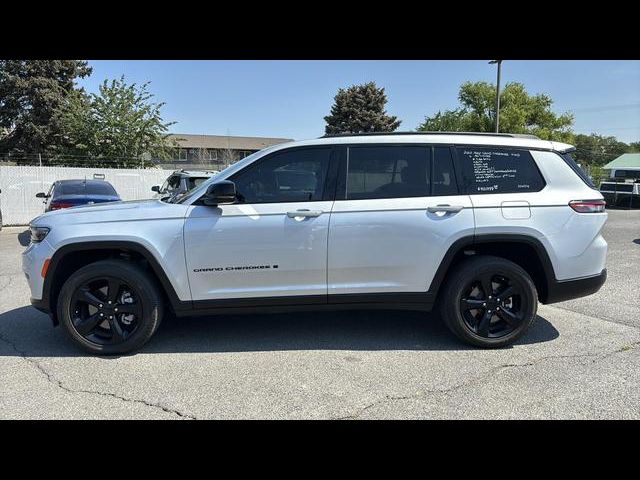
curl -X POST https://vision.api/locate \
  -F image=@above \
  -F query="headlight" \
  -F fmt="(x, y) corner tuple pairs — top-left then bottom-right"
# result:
(30, 226), (50, 243)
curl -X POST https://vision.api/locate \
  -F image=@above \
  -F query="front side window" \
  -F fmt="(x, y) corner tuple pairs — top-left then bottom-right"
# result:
(232, 148), (331, 204)
(455, 147), (545, 194)
(346, 146), (431, 200)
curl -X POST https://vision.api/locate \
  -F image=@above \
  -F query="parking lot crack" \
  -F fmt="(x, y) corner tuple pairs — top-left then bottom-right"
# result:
(0, 332), (197, 420)
(334, 341), (640, 420)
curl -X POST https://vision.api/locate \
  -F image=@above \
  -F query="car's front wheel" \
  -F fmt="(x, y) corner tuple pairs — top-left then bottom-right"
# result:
(57, 259), (164, 354)
(439, 255), (537, 348)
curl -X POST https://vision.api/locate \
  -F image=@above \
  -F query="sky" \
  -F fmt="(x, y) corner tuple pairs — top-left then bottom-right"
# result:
(77, 60), (640, 143)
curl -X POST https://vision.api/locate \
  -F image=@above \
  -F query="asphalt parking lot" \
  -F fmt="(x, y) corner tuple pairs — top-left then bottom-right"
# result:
(1, 209), (639, 419)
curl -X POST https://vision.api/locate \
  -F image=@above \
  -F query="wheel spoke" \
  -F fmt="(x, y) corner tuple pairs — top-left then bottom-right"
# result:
(108, 316), (125, 343)
(478, 273), (494, 299)
(74, 313), (103, 336)
(497, 307), (520, 326)
(106, 278), (122, 303)
(78, 288), (102, 307)
(496, 285), (515, 301)
(460, 298), (485, 310)
(476, 310), (492, 337)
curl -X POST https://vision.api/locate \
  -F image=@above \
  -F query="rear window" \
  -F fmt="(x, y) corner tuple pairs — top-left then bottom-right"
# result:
(455, 147), (545, 194)
(57, 182), (117, 196)
(560, 152), (596, 189)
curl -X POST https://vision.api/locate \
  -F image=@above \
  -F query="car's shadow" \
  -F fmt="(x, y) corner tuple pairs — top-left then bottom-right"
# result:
(0, 305), (560, 357)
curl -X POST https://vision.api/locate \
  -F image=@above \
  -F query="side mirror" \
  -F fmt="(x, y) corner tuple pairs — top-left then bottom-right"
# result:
(35, 192), (47, 198)
(151, 185), (160, 193)
(203, 181), (236, 206)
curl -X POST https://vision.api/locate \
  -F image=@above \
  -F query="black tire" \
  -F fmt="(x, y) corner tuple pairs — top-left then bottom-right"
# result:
(439, 255), (537, 348)
(57, 259), (164, 355)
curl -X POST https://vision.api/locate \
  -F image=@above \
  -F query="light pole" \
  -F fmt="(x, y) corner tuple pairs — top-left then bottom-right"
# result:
(489, 60), (502, 133)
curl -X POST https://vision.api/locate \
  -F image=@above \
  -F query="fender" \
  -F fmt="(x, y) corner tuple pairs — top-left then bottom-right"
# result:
(428, 233), (557, 303)
(40, 240), (192, 323)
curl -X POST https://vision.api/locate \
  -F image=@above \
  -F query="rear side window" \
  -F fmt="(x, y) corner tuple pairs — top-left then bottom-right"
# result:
(347, 146), (430, 200)
(432, 147), (459, 196)
(455, 147), (545, 194)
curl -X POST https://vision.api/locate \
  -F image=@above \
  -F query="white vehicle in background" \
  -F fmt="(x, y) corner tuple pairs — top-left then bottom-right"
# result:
(151, 169), (218, 201)
(23, 132), (607, 354)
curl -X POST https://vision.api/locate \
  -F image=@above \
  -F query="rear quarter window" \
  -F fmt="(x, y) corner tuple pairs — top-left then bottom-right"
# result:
(455, 147), (545, 194)
(560, 152), (596, 189)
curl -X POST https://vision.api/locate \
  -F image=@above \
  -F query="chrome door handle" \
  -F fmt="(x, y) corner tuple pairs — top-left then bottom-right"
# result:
(427, 204), (464, 213)
(286, 209), (323, 218)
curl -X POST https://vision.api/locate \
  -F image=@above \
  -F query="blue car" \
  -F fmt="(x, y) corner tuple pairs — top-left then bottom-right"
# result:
(36, 179), (121, 212)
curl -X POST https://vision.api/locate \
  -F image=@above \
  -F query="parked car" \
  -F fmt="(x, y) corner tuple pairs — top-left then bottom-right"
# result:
(36, 179), (121, 212)
(23, 132), (608, 354)
(151, 170), (217, 201)
(599, 178), (640, 208)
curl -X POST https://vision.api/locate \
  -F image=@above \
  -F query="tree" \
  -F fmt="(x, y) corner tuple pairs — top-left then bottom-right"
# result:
(324, 82), (401, 134)
(55, 76), (176, 167)
(417, 81), (574, 142)
(0, 60), (92, 153)
(572, 133), (632, 167)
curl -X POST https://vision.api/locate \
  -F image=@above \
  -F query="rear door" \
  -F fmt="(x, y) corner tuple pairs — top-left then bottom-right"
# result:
(327, 144), (475, 298)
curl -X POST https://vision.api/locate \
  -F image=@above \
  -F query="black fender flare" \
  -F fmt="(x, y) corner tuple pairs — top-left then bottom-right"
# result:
(41, 241), (191, 323)
(428, 234), (557, 303)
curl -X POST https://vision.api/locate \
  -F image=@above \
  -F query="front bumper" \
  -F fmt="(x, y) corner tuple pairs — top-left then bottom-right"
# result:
(544, 268), (607, 304)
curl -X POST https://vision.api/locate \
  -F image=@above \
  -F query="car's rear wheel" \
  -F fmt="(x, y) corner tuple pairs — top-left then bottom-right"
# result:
(439, 255), (537, 348)
(57, 259), (163, 354)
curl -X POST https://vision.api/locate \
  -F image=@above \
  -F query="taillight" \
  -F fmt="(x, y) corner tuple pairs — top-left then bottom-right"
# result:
(569, 200), (606, 213)
(49, 201), (74, 210)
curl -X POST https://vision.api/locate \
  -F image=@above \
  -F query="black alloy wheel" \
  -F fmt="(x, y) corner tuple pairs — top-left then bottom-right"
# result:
(439, 255), (538, 348)
(459, 273), (525, 338)
(69, 276), (143, 345)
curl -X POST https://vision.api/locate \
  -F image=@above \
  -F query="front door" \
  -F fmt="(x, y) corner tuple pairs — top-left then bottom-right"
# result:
(184, 146), (335, 302)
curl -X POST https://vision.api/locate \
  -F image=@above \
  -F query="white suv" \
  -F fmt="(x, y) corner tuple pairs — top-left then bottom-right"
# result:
(23, 133), (608, 354)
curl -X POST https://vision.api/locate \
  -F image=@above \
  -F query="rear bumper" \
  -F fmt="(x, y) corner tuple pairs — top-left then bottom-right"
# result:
(543, 269), (607, 304)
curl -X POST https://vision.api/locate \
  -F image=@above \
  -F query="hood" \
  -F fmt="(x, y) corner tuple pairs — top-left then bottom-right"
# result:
(32, 199), (190, 226)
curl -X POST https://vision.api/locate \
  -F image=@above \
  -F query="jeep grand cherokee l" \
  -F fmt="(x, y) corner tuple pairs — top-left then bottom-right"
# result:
(23, 132), (607, 354)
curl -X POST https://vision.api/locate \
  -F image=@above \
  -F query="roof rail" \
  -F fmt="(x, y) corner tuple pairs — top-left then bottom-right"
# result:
(320, 131), (540, 140)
